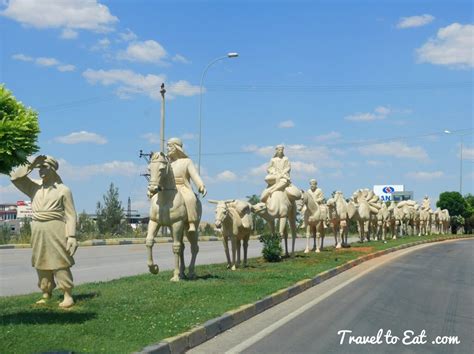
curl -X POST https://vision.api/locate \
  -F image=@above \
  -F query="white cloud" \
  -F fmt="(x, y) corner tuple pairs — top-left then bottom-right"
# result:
(91, 37), (111, 51)
(82, 68), (200, 100)
(141, 133), (160, 144)
(216, 170), (237, 182)
(291, 161), (318, 176)
(397, 14), (435, 29)
(36, 57), (59, 67)
(249, 163), (269, 176)
(358, 141), (429, 161)
(58, 159), (141, 180)
(314, 131), (341, 142)
(55, 131), (108, 145)
(278, 120), (295, 128)
(244, 144), (343, 169)
(118, 28), (137, 42)
(13, 53), (75, 72)
(416, 23), (474, 68)
(1, 0), (118, 32)
(118, 40), (167, 63)
(462, 147), (474, 160)
(181, 133), (196, 140)
(405, 171), (444, 180)
(345, 106), (391, 122)
(57, 64), (76, 72)
(12, 53), (32, 61)
(0, 183), (24, 201)
(60, 28), (78, 39)
(172, 54), (191, 64)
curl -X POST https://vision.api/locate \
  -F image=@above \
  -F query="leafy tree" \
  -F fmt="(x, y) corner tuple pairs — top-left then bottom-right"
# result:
(247, 194), (267, 235)
(436, 192), (467, 218)
(96, 183), (124, 235)
(0, 85), (40, 174)
(463, 194), (474, 234)
(18, 218), (31, 243)
(77, 210), (96, 234)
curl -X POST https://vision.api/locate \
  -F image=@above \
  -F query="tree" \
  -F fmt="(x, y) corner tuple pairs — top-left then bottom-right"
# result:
(247, 194), (267, 235)
(436, 192), (467, 217)
(96, 183), (124, 235)
(77, 210), (96, 236)
(437, 191), (468, 234)
(0, 85), (40, 174)
(463, 194), (474, 234)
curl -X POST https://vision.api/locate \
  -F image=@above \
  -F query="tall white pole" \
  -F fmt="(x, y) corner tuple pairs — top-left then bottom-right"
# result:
(460, 135), (463, 195)
(160, 83), (166, 153)
(198, 53), (239, 174)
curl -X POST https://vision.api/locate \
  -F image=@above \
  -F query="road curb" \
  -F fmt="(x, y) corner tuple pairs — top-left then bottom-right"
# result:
(137, 235), (472, 354)
(0, 235), (324, 249)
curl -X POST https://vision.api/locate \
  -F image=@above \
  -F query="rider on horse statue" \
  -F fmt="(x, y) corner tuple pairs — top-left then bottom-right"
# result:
(166, 137), (207, 233)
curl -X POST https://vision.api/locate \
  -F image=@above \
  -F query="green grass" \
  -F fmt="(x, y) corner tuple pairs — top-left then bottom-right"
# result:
(0, 234), (471, 353)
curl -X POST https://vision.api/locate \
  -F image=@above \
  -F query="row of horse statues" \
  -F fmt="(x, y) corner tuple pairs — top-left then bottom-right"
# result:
(208, 189), (451, 271)
(143, 146), (450, 281)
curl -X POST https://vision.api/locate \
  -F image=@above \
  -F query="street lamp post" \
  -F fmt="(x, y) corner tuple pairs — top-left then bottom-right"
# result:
(444, 130), (469, 194)
(198, 52), (239, 174)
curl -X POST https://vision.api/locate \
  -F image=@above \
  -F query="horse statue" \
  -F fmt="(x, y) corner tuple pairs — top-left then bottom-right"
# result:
(251, 189), (299, 257)
(300, 190), (328, 253)
(393, 200), (417, 236)
(375, 202), (391, 241)
(209, 199), (252, 270)
(326, 191), (349, 248)
(145, 152), (201, 281)
(434, 208), (450, 234)
(349, 189), (379, 242)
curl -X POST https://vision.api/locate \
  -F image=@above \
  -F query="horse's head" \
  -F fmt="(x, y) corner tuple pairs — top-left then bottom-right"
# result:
(209, 200), (233, 229)
(147, 152), (170, 197)
(250, 202), (267, 216)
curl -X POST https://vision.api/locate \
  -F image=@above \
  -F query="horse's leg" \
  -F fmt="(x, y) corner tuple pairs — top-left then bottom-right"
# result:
(304, 223), (311, 253)
(187, 224), (199, 280)
(146, 219), (160, 274)
(288, 211), (297, 257)
(236, 238), (242, 268)
(280, 217), (289, 257)
(231, 234), (237, 270)
(179, 240), (186, 279)
(243, 234), (249, 267)
(170, 221), (184, 282)
(222, 234), (231, 269)
(315, 223), (322, 253)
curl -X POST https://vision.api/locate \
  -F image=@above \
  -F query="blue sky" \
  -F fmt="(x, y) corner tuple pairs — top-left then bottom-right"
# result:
(0, 0), (472, 221)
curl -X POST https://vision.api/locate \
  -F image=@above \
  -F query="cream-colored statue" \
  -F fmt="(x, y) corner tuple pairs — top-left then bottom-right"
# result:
(393, 200), (417, 237)
(348, 189), (380, 242)
(300, 179), (329, 253)
(327, 191), (349, 247)
(10, 155), (77, 308)
(255, 145), (300, 256)
(209, 199), (252, 270)
(418, 196), (432, 236)
(145, 138), (205, 281)
(434, 207), (450, 234)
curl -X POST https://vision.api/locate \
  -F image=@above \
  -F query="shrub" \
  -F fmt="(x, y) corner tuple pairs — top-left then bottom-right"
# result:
(0, 85), (40, 174)
(259, 233), (282, 262)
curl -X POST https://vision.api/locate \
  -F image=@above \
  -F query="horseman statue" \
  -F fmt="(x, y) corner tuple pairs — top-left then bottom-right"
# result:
(166, 137), (207, 233)
(260, 145), (300, 202)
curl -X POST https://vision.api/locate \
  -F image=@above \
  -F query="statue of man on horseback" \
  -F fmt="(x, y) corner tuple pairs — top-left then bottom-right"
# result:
(166, 137), (207, 233)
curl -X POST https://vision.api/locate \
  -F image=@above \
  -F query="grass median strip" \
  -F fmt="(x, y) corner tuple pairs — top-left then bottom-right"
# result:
(0, 234), (471, 353)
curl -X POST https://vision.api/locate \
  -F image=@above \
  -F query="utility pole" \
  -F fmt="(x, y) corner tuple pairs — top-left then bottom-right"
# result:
(160, 83), (166, 152)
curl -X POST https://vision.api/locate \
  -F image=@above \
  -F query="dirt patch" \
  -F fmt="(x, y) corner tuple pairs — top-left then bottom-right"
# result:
(337, 247), (374, 253)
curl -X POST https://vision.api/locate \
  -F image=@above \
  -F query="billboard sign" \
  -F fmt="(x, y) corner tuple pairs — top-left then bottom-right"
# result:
(17, 201), (33, 219)
(373, 185), (404, 202)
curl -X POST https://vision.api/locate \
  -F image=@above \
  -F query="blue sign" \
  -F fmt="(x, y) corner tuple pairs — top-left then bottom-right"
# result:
(382, 186), (395, 194)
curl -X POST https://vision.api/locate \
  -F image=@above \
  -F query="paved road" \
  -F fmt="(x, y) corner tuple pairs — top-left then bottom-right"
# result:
(190, 239), (474, 354)
(0, 236), (347, 296)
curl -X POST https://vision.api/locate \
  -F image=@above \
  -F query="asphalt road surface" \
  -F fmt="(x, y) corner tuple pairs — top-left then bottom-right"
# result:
(190, 239), (473, 354)
(0, 236), (347, 296)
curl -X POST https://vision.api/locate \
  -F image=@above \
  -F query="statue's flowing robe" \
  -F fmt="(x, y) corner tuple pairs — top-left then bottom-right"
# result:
(11, 176), (76, 270)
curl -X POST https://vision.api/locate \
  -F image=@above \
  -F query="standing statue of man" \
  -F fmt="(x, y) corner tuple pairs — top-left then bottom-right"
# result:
(261, 145), (291, 202)
(10, 155), (78, 308)
(166, 138), (207, 233)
